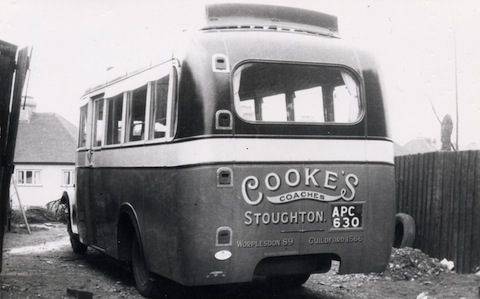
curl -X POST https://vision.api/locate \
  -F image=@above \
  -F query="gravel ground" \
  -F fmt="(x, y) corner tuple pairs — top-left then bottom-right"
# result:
(1, 211), (479, 299)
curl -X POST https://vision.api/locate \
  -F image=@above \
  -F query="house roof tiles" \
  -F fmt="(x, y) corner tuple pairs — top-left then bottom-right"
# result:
(14, 113), (77, 164)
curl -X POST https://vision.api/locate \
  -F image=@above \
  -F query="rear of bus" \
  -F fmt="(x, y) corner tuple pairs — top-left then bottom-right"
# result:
(147, 4), (395, 286)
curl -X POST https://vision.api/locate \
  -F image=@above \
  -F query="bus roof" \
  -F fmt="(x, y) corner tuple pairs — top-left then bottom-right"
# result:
(202, 3), (339, 38)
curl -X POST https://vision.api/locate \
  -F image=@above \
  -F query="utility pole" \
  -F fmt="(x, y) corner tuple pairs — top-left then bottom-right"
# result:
(453, 13), (459, 150)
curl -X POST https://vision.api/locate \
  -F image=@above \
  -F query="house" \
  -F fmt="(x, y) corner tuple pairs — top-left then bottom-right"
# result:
(394, 142), (411, 156)
(395, 138), (438, 156)
(12, 97), (77, 208)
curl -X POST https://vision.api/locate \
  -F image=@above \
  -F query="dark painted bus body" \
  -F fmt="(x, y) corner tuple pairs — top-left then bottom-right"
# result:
(67, 4), (395, 296)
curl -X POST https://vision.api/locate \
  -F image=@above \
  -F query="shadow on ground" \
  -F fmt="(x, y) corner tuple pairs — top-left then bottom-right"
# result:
(76, 249), (337, 299)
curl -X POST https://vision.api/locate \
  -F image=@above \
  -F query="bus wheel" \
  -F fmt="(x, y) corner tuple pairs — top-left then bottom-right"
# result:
(393, 213), (416, 248)
(267, 274), (310, 288)
(65, 197), (87, 254)
(69, 233), (87, 254)
(132, 234), (155, 297)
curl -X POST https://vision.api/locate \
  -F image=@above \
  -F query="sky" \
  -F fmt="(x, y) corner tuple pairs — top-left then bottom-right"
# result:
(1, 0), (479, 149)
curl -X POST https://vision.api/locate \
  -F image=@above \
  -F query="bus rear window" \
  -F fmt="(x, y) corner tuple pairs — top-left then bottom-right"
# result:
(233, 63), (361, 124)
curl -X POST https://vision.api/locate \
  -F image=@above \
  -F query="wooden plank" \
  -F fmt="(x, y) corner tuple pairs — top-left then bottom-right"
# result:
(395, 156), (404, 212)
(413, 153), (422, 248)
(394, 156), (399, 211)
(440, 152), (455, 259)
(452, 151), (464, 272)
(406, 155), (414, 216)
(399, 155), (407, 213)
(456, 152), (471, 273)
(463, 151), (476, 273)
(431, 152), (444, 257)
(402, 155), (408, 213)
(418, 153), (427, 251)
(421, 153), (434, 252)
(398, 156), (406, 212)
(411, 154), (417, 219)
(468, 151), (480, 273)
(414, 154), (422, 249)
(424, 152), (435, 255)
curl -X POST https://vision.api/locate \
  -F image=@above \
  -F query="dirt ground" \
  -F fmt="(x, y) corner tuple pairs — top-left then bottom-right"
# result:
(1, 220), (479, 299)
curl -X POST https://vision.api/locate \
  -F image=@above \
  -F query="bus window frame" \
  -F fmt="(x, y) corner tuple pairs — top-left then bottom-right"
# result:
(231, 60), (365, 127)
(145, 63), (179, 145)
(92, 97), (106, 149)
(78, 103), (89, 149)
(104, 93), (126, 146)
(125, 85), (149, 144)
(166, 64), (178, 141)
(78, 95), (98, 151)
(147, 73), (169, 141)
(79, 60), (179, 151)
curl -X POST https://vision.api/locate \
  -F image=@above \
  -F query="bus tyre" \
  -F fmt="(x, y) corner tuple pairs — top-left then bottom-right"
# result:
(132, 234), (155, 297)
(267, 274), (310, 288)
(394, 213), (416, 248)
(65, 196), (87, 254)
(69, 234), (87, 254)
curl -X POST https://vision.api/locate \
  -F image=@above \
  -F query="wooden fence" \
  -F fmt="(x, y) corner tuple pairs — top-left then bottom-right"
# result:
(395, 150), (480, 274)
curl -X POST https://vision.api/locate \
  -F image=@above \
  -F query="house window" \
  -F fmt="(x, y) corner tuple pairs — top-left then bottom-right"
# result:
(17, 170), (42, 186)
(62, 170), (75, 187)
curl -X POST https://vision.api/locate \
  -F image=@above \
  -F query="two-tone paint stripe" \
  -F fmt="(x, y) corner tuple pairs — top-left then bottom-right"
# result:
(77, 138), (394, 168)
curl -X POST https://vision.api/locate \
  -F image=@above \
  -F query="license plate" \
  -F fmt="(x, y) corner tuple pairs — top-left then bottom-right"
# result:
(330, 203), (363, 230)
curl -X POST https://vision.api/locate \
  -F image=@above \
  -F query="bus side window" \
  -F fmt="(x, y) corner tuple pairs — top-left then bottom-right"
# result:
(78, 105), (88, 148)
(126, 85), (147, 142)
(106, 94), (124, 145)
(149, 75), (169, 139)
(93, 99), (105, 147)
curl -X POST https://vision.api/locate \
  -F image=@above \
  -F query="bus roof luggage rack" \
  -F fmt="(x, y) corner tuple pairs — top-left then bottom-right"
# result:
(203, 3), (339, 38)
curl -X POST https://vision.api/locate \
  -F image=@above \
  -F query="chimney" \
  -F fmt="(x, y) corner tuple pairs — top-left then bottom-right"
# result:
(19, 96), (36, 123)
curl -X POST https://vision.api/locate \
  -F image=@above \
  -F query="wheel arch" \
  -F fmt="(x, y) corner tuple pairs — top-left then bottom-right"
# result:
(117, 203), (143, 262)
(61, 190), (78, 234)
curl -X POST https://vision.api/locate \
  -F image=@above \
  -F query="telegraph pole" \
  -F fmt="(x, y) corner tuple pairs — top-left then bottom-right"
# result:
(453, 14), (459, 150)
